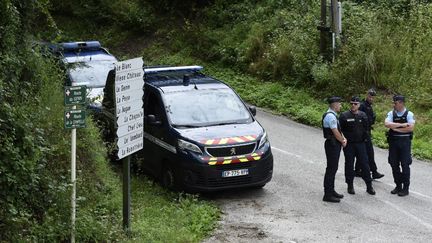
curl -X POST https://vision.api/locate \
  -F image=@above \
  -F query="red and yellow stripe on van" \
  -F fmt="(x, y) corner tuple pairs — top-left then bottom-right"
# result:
(200, 135), (257, 146)
(201, 151), (264, 166)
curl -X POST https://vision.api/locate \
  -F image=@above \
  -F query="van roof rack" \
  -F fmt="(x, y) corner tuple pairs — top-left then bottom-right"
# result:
(144, 65), (203, 74)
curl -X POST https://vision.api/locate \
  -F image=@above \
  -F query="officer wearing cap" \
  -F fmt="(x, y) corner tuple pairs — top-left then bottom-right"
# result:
(385, 95), (415, 196)
(322, 96), (347, 203)
(355, 89), (385, 179)
(339, 96), (375, 195)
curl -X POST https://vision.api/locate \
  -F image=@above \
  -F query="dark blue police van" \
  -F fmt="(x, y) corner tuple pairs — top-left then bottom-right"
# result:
(138, 66), (273, 192)
(52, 41), (117, 111)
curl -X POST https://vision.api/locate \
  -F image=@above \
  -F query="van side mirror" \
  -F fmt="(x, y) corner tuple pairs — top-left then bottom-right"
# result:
(147, 114), (162, 126)
(249, 106), (257, 116)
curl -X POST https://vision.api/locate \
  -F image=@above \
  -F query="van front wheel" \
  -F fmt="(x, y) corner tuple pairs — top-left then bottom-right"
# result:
(161, 164), (177, 190)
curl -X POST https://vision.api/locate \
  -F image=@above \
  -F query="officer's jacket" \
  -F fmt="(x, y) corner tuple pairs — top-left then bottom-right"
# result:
(359, 99), (375, 130)
(339, 110), (369, 143)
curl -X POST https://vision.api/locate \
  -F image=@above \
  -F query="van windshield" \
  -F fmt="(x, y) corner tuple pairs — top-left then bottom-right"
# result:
(67, 60), (115, 88)
(164, 88), (252, 127)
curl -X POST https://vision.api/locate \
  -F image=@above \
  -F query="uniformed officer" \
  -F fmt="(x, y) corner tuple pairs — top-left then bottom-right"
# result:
(322, 96), (347, 203)
(355, 89), (385, 179)
(384, 95), (415, 197)
(339, 96), (375, 195)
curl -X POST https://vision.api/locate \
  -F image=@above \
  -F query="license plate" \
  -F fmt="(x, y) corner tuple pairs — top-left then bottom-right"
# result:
(222, 169), (249, 178)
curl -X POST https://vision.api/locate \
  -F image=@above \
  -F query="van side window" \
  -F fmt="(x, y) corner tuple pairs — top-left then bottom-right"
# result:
(145, 91), (164, 120)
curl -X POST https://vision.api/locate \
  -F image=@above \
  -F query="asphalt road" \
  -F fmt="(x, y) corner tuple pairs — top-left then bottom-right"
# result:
(204, 109), (432, 243)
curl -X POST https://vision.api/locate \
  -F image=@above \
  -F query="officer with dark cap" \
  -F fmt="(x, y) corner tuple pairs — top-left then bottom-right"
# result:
(339, 96), (375, 195)
(355, 89), (385, 179)
(385, 95), (415, 196)
(322, 96), (347, 203)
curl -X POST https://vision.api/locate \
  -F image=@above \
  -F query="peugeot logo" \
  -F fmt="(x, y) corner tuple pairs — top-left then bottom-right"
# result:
(230, 148), (236, 155)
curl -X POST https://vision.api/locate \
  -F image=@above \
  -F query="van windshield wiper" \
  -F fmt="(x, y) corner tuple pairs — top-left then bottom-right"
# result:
(172, 124), (203, 128)
(208, 121), (241, 127)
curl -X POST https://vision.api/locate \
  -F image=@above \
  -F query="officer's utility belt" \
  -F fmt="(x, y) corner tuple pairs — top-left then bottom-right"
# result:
(387, 134), (413, 140)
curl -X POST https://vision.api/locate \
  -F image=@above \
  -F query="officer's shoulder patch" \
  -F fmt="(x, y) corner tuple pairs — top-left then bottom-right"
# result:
(330, 119), (337, 126)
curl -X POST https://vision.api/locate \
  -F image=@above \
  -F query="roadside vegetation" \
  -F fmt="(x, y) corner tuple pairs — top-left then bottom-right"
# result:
(2, 0), (432, 241)
(1, 1), (218, 241)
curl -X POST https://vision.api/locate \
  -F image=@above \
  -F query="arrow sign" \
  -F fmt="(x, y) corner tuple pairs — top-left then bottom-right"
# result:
(115, 89), (144, 106)
(115, 80), (144, 95)
(115, 70), (144, 84)
(117, 136), (144, 159)
(117, 129), (144, 148)
(117, 120), (144, 138)
(117, 109), (144, 127)
(115, 58), (144, 74)
(65, 86), (87, 105)
(116, 99), (143, 117)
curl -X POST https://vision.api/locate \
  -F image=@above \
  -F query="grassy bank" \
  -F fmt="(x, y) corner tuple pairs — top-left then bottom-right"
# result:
(125, 175), (219, 242)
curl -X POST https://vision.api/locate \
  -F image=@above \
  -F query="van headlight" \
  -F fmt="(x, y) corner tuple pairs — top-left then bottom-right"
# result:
(258, 132), (268, 149)
(178, 139), (202, 154)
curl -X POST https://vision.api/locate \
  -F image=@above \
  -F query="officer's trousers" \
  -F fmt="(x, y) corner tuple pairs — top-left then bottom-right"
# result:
(343, 142), (372, 184)
(355, 135), (378, 173)
(324, 139), (341, 194)
(388, 137), (412, 185)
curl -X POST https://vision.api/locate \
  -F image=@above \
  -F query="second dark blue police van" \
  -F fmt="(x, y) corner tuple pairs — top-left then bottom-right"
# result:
(138, 66), (273, 192)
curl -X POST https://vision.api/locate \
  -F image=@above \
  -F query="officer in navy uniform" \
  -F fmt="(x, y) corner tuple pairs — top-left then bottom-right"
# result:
(339, 96), (375, 195)
(322, 96), (347, 203)
(355, 89), (385, 179)
(385, 95), (415, 196)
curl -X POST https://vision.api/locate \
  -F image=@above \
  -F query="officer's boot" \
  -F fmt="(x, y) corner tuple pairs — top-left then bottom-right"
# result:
(398, 183), (409, 197)
(347, 183), (355, 195)
(391, 184), (402, 194)
(332, 191), (344, 199)
(366, 182), (376, 195)
(372, 171), (384, 179)
(323, 193), (340, 203)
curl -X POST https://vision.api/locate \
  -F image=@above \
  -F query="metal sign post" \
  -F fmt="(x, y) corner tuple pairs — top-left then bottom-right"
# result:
(64, 85), (86, 243)
(114, 57), (144, 234)
(71, 105), (77, 243)
(123, 156), (131, 233)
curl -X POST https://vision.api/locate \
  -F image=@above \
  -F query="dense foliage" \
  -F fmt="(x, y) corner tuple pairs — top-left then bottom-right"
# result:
(1, 1), (219, 241)
(0, 1), (123, 241)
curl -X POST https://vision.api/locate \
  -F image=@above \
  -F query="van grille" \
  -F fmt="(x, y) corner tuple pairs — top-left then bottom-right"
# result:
(206, 143), (256, 157)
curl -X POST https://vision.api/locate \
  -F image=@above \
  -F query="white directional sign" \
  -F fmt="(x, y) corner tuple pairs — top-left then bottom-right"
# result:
(117, 130), (144, 148)
(117, 109), (144, 127)
(115, 88), (144, 106)
(116, 100), (143, 117)
(117, 139), (144, 159)
(116, 119), (144, 137)
(115, 57), (144, 74)
(116, 80), (143, 95)
(115, 57), (145, 159)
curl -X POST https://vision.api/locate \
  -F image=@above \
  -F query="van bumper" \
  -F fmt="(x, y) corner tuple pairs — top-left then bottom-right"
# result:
(177, 147), (273, 192)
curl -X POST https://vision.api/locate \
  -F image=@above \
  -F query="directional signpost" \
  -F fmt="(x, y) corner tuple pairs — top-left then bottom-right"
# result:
(65, 86), (87, 105)
(64, 109), (86, 129)
(64, 85), (86, 243)
(115, 57), (144, 234)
